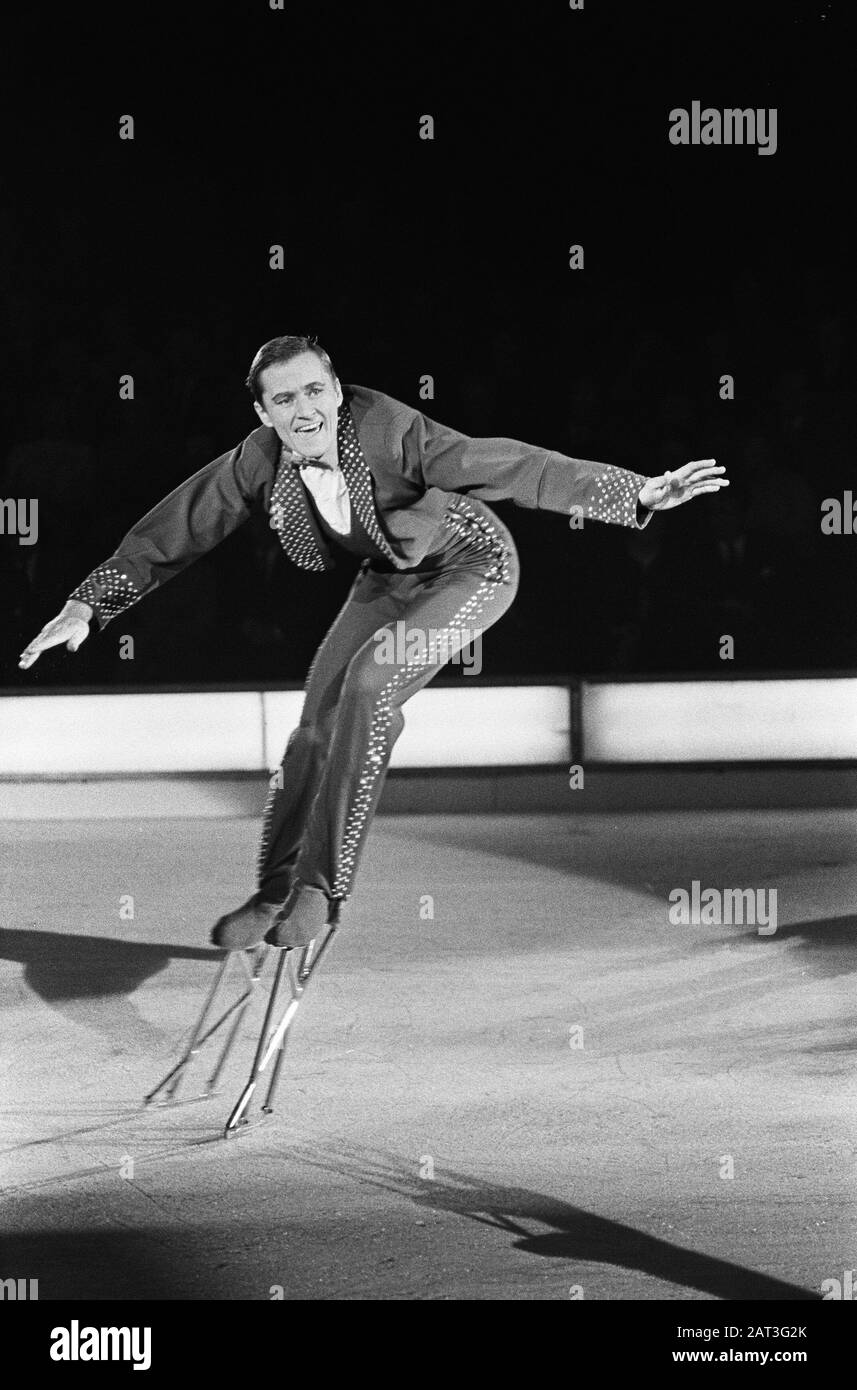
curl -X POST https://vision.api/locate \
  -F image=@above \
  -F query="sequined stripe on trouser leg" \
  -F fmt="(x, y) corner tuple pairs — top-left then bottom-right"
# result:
(293, 500), (520, 903)
(256, 564), (403, 901)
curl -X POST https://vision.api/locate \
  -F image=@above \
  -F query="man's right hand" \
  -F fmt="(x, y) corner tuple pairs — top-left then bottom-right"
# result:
(19, 600), (93, 670)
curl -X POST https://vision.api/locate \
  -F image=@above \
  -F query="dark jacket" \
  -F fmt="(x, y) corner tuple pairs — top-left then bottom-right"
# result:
(69, 383), (651, 628)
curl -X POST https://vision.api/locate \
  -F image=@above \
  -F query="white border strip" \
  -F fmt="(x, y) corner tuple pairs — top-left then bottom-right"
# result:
(261, 686), (569, 769)
(2, 679), (853, 776)
(1, 686), (570, 775)
(582, 678), (857, 763)
(0, 692), (264, 775)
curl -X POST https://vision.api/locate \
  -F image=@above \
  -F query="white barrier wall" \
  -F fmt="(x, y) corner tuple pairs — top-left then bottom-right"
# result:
(263, 687), (570, 769)
(0, 692), (265, 774)
(581, 679), (857, 763)
(1, 679), (854, 777)
(1, 686), (570, 776)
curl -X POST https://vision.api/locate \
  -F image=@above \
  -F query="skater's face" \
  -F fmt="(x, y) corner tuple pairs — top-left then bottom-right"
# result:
(254, 352), (343, 463)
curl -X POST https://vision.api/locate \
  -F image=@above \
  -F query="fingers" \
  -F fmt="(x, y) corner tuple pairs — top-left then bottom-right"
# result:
(678, 459), (726, 481)
(688, 467), (727, 484)
(18, 619), (87, 670)
(18, 636), (49, 669)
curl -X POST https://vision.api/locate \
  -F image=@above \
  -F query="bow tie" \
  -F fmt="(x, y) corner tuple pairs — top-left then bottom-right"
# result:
(289, 456), (337, 473)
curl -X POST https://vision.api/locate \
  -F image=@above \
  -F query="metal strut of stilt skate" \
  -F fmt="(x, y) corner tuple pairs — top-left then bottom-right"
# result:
(144, 946), (267, 1109)
(144, 910), (339, 1137)
(222, 918), (338, 1138)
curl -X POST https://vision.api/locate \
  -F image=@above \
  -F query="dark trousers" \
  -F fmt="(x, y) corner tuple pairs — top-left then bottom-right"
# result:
(256, 496), (520, 906)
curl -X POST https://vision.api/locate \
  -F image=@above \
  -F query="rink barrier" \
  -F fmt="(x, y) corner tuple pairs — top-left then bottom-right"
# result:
(1, 676), (855, 787)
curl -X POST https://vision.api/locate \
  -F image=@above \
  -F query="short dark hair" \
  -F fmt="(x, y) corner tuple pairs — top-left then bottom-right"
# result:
(245, 334), (337, 405)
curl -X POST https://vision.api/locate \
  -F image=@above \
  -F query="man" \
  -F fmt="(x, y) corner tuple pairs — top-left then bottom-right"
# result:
(19, 335), (728, 949)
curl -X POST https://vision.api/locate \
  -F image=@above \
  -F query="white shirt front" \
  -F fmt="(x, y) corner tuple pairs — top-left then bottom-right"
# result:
(299, 463), (352, 535)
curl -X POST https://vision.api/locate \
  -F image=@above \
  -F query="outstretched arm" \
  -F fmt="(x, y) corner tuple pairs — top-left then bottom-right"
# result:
(18, 435), (268, 668)
(395, 407), (726, 529)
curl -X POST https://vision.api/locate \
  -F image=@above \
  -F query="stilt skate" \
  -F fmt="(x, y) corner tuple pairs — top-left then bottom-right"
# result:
(223, 912), (338, 1138)
(144, 905), (340, 1138)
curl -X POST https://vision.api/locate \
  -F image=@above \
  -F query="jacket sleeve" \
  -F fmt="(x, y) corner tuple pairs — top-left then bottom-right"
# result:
(68, 437), (266, 630)
(397, 407), (653, 529)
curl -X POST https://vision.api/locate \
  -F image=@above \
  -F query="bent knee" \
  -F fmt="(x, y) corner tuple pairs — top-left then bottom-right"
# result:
(342, 645), (401, 700)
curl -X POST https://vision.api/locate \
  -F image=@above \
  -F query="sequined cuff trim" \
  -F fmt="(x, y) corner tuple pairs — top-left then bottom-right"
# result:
(69, 565), (142, 624)
(586, 466), (649, 528)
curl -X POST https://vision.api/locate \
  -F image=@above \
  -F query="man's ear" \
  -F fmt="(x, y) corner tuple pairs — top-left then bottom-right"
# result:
(253, 399), (273, 428)
(333, 376), (343, 406)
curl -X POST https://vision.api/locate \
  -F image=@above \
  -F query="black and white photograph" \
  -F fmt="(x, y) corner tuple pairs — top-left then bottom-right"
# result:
(1, 0), (854, 1348)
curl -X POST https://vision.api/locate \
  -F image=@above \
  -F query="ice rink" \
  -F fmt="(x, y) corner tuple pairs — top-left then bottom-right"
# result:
(2, 809), (855, 1300)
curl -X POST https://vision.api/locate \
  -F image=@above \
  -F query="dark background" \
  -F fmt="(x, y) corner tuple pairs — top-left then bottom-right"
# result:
(1, 0), (852, 687)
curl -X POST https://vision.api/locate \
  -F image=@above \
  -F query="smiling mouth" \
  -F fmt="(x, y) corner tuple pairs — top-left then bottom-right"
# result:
(295, 422), (324, 435)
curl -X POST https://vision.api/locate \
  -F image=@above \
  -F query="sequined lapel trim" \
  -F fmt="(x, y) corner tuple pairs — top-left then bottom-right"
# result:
(336, 406), (402, 567)
(270, 445), (330, 573)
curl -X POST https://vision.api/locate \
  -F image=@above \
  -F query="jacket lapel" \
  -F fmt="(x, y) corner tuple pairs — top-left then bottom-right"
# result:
(269, 443), (332, 571)
(336, 404), (404, 568)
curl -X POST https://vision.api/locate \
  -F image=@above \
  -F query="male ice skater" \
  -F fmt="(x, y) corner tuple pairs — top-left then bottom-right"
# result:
(19, 335), (728, 950)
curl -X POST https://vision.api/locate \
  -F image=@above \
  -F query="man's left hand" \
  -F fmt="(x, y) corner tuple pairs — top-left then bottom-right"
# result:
(638, 459), (728, 512)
